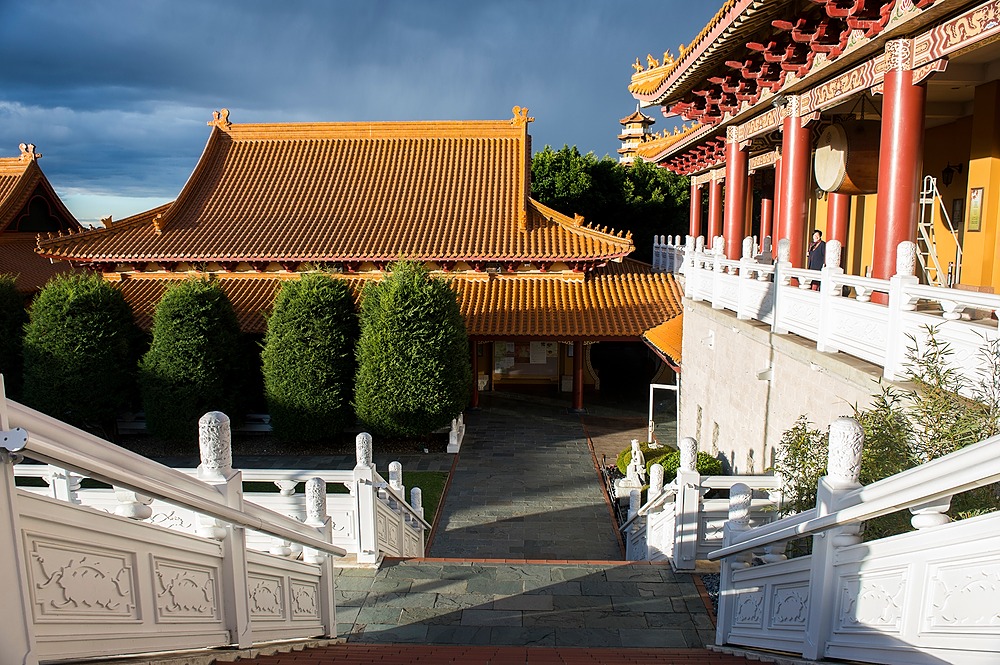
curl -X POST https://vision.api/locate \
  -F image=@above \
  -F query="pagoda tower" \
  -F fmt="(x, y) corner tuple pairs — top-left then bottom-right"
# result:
(617, 104), (655, 165)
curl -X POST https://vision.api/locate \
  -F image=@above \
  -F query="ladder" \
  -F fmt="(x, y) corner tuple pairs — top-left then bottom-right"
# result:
(917, 175), (963, 287)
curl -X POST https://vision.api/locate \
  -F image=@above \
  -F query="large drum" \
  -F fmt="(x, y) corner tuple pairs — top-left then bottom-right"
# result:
(814, 120), (881, 195)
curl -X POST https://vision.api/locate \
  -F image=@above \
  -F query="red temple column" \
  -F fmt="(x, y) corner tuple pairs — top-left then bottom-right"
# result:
(572, 340), (584, 412)
(707, 174), (723, 242)
(724, 129), (749, 259)
(771, 156), (782, 257)
(761, 170), (774, 243)
(873, 39), (925, 280)
(777, 96), (811, 267)
(827, 192), (851, 247)
(689, 181), (702, 238)
(470, 340), (479, 408)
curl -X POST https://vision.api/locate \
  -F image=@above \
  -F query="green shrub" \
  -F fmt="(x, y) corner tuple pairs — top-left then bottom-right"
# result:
(262, 275), (358, 441)
(139, 279), (244, 440)
(0, 275), (27, 398)
(355, 261), (471, 437)
(616, 442), (723, 481)
(22, 274), (138, 429)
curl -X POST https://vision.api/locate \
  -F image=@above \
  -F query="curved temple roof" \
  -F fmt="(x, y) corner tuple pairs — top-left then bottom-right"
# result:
(36, 117), (633, 267)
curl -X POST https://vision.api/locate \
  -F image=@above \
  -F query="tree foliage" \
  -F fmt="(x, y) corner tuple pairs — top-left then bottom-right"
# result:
(531, 145), (689, 261)
(22, 274), (138, 429)
(0, 275), (27, 398)
(139, 279), (244, 440)
(354, 261), (471, 437)
(262, 275), (358, 441)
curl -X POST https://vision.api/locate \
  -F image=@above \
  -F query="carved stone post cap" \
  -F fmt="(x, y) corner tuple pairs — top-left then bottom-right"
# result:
(777, 238), (791, 263)
(198, 411), (232, 479)
(729, 482), (752, 523)
(649, 463), (665, 495)
(410, 486), (423, 509)
(741, 236), (753, 260)
(825, 239), (843, 269)
(355, 432), (373, 468)
(695, 236), (706, 252)
(679, 437), (698, 472)
(306, 477), (327, 524)
(827, 416), (864, 484)
(895, 241), (917, 277)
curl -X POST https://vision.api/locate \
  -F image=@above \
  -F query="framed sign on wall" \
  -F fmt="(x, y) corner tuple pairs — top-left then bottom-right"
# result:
(969, 187), (984, 232)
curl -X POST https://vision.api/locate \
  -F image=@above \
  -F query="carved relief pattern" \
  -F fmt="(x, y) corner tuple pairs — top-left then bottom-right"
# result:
(915, 1), (1000, 69)
(831, 312), (888, 352)
(748, 149), (780, 171)
(149, 510), (195, 530)
(198, 411), (232, 476)
(355, 432), (373, 468)
(249, 574), (286, 619)
(839, 572), (905, 631)
(733, 589), (764, 626)
(777, 239), (791, 263)
(825, 240), (843, 269)
(885, 39), (913, 71)
(154, 559), (219, 620)
(800, 57), (882, 115)
(895, 241), (917, 277)
(29, 540), (137, 619)
(290, 581), (320, 618)
(771, 585), (810, 626)
(679, 437), (698, 473)
(827, 417), (865, 483)
(929, 560), (1000, 628)
(729, 483), (752, 524)
(736, 108), (781, 143)
(306, 477), (326, 523)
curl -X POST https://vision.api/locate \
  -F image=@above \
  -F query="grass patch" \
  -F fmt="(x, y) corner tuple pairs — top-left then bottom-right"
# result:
(403, 471), (448, 524)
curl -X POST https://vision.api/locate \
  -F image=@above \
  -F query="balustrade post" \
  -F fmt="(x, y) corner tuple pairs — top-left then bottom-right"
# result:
(802, 417), (864, 660)
(716, 482), (753, 648)
(354, 432), (379, 564)
(649, 463), (664, 499)
(737, 236), (755, 320)
(884, 241), (920, 381)
(303, 477), (337, 637)
(627, 488), (645, 561)
(711, 237), (726, 310)
(0, 383), (38, 665)
(197, 411), (251, 649)
(672, 437), (701, 571)
(772, 238), (792, 334)
(816, 239), (845, 354)
(388, 460), (404, 499)
(410, 487), (424, 521)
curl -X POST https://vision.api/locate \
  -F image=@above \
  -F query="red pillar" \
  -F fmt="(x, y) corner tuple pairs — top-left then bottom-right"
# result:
(760, 171), (774, 243)
(724, 134), (749, 259)
(707, 175), (723, 242)
(689, 182), (702, 238)
(572, 341), (584, 412)
(777, 99), (811, 267)
(827, 192), (851, 247)
(873, 39), (925, 280)
(470, 340), (479, 408)
(771, 158), (782, 257)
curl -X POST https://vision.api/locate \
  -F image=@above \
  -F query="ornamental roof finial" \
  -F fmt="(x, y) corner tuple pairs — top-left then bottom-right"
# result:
(511, 106), (535, 127)
(208, 108), (231, 130)
(632, 57), (644, 73)
(18, 143), (41, 161)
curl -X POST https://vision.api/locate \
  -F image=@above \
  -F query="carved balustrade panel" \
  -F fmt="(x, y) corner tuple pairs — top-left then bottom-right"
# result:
(726, 556), (812, 654)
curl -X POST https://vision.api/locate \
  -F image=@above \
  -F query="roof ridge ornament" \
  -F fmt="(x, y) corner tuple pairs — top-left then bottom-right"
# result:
(208, 108), (232, 130)
(18, 143), (41, 161)
(511, 106), (534, 127)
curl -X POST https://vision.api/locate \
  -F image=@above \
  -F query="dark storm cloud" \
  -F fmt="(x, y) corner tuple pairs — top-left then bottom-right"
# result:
(0, 0), (716, 208)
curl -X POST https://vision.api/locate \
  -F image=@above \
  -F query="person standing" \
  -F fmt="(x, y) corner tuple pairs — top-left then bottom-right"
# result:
(808, 229), (824, 290)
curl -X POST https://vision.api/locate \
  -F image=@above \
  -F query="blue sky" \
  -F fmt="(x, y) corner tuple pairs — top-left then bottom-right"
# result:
(0, 1), (717, 224)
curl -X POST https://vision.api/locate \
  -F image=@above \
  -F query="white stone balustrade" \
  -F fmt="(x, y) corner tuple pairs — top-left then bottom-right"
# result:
(652, 235), (1000, 394)
(710, 418), (1000, 664)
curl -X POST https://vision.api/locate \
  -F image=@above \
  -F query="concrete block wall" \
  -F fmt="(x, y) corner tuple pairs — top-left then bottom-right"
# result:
(679, 300), (883, 474)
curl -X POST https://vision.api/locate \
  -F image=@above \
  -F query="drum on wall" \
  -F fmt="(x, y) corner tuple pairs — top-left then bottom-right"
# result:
(814, 120), (881, 195)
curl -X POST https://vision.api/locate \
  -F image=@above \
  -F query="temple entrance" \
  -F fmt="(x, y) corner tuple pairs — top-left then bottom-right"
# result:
(590, 341), (658, 400)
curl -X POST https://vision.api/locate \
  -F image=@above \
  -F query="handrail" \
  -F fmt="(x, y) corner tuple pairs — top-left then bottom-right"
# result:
(903, 282), (1000, 312)
(700, 474), (780, 489)
(7, 399), (347, 557)
(618, 486), (678, 531)
(709, 432), (1000, 560)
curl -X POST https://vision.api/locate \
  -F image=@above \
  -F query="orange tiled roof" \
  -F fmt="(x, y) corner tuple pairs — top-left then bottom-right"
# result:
(642, 314), (683, 366)
(620, 107), (655, 125)
(635, 124), (703, 161)
(36, 116), (633, 267)
(0, 151), (81, 291)
(112, 261), (682, 339)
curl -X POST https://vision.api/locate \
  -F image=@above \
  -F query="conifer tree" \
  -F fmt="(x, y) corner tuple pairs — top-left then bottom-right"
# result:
(0, 275), (28, 398)
(262, 274), (358, 441)
(139, 279), (243, 440)
(22, 274), (137, 428)
(355, 261), (470, 437)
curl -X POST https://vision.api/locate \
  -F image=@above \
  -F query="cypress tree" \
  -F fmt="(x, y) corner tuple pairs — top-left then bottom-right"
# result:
(355, 261), (471, 437)
(22, 274), (137, 428)
(139, 279), (243, 440)
(262, 274), (358, 441)
(0, 275), (28, 398)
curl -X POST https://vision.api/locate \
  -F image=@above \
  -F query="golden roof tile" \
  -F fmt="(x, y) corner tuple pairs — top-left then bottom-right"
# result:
(642, 314), (683, 366)
(37, 116), (632, 266)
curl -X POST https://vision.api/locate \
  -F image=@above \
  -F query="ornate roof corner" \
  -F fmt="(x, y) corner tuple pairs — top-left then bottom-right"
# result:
(18, 143), (41, 161)
(572, 213), (584, 227)
(100, 215), (113, 228)
(208, 108), (232, 130)
(510, 106), (534, 127)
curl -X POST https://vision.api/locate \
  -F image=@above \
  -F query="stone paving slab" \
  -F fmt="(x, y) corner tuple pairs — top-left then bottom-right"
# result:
(334, 560), (717, 649)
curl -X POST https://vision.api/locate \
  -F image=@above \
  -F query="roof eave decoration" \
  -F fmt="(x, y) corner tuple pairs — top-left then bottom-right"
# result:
(18, 143), (41, 162)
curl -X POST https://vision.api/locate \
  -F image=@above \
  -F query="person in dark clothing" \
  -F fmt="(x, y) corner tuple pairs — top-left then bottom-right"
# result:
(808, 230), (824, 290)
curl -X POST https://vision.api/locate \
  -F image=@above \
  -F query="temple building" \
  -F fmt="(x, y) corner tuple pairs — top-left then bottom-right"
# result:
(0, 144), (81, 294)
(35, 108), (682, 411)
(617, 105), (657, 165)
(628, 0), (1000, 470)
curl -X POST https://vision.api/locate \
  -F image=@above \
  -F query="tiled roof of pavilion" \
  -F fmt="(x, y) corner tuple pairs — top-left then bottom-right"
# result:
(36, 112), (633, 268)
(0, 148), (81, 291)
(635, 123), (703, 162)
(113, 261), (682, 339)
(642, 314), (683, 367)
(619, 107), (655, 125)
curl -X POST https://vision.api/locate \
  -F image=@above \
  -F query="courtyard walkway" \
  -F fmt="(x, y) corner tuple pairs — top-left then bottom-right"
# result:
(428, 393), (622, 561)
